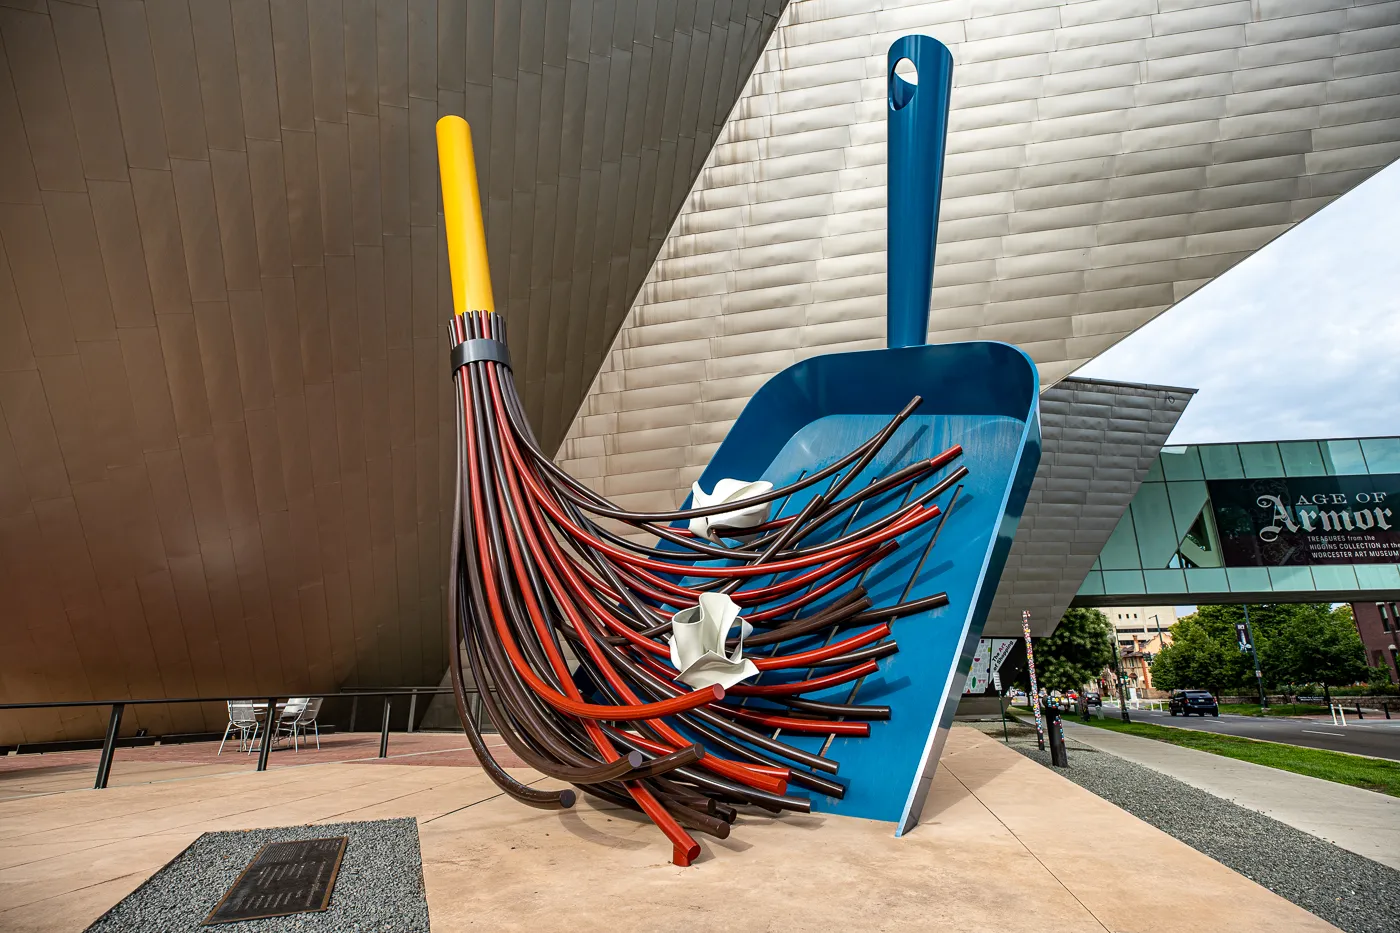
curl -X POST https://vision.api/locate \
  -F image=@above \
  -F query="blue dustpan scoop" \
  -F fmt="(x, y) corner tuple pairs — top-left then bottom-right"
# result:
(684, 35), (1041, 834)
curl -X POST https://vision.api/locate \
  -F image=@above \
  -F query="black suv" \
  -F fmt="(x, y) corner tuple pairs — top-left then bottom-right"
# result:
(1169, 690), (1219, 717)
(1085, 692), (1102, 708)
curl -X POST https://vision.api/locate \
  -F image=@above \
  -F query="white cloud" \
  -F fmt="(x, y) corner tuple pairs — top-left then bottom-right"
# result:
(1077, 160), (1400, 445)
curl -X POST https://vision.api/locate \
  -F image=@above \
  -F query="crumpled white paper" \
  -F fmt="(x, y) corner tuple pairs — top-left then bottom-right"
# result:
(669, 592), (759, 690)
(687, 478), (773, 540)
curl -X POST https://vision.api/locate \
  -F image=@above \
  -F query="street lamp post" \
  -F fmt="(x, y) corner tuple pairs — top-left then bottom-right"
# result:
(1242, 604), (1268, 710)
(1148, 613), (1164, 694)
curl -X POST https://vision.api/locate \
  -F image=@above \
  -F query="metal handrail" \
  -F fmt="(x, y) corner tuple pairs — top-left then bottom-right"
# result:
(0, 689), (454, 710)
(0, 688), (477, 789)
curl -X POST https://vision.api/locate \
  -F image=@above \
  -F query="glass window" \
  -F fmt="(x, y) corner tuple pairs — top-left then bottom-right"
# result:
(1268, 565), (1315, 591)
(1279, 441), (1325, 477)
(1199, 445), (1245, 479)
(1166, 480), (1219, 569)
(1100, 509), (1143, 570)
(1177, 507), (1224, 568)
(1312, 565), (1358, 591)
(1103, 570), (1147, 595)
(1130, 483), (1179, 569)
(1226, 566), (1272, 594)
(1077, 571), (1104, 596)
(1356, 565), (1400, 590)
(1321, 440), (1369, 475)
(1239, 443), (1285, 478)
(1360, 438), (1400, 473)
(1380, 603), (1391, 633)
(1160, 446), (1204, 481)
(1145, 569), (1187, 594)
(1185, 567), (1229, 594)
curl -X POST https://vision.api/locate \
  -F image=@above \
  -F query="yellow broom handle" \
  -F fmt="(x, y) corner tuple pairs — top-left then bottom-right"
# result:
(436, 116), (495, 316)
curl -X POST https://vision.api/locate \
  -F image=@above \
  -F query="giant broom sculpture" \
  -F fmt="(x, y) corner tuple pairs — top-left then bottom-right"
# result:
(441, 34), (1040, 866)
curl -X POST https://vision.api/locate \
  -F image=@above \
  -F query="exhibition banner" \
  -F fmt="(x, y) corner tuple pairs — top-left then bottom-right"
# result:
(1207, 474), (1399, 566)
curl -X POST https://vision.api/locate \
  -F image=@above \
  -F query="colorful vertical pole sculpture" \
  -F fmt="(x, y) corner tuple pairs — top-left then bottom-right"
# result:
(1022, 610), (1045, 751)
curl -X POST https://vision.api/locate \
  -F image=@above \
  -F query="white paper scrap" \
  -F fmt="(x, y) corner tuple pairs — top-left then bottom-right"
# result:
(669, 593), (759, 690)
(687, 478), (774, 540)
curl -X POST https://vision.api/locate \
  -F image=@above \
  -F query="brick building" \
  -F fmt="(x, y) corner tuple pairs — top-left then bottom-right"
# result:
(1352, 602), (1400, 684)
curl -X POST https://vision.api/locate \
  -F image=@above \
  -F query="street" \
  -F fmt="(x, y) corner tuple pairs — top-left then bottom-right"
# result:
(1098, 705), (1400, 762)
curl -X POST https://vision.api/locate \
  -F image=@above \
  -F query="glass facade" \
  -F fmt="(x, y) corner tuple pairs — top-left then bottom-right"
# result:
(1077, 438), (1400, 602)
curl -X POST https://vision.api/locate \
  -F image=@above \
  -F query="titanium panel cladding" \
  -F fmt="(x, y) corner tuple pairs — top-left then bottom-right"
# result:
(985, 376), (1193, 638)
(0, 0), (786, 744)
(559, 0), (1400, 522)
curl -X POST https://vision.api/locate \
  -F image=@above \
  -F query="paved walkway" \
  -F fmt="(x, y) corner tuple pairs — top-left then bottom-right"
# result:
(0, 726), (1335, 932)
(1063, 720), (1400, 871)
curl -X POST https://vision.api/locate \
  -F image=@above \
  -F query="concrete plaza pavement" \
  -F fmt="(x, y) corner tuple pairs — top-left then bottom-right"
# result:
(1063, 720), (1400, 872)
(0, 726), (1337, 933)
(0, 732), (529, 802)
(1102, 705), (1400, 761)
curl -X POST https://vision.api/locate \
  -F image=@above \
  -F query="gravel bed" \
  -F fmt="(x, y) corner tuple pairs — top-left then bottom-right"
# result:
(1005, 730), (1400, 933)
(85, 818), (429, 932)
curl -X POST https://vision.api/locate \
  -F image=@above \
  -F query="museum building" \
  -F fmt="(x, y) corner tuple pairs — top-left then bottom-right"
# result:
(2, 0), (1399, 748)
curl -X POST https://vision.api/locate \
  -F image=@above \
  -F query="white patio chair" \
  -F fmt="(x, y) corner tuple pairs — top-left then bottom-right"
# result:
(219, 701), (260, 755)
(275, 698), (309, 751)
(292, 697), (323, 750)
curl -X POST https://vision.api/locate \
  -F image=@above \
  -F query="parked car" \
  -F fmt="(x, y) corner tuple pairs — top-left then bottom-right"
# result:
(1169, 690), (1219, 717)
(1085, 692), (1102, 708)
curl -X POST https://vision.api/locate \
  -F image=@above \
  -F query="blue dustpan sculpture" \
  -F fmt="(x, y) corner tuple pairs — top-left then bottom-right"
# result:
(680, 35), (1041, 834)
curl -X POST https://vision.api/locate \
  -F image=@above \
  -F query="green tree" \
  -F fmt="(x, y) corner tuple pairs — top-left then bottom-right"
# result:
(1163, 606), (1253, 688)
(1149, 616), (1238, 696)
(1270, 604), (1368, 704)
(1149, 603), (1369, 701)
(1030, 608), (1115, 693)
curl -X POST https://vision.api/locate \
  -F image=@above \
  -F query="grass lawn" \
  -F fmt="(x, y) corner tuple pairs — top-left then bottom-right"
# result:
(1078, 716), (1400, 798)
(1217, 702), (1331, 718)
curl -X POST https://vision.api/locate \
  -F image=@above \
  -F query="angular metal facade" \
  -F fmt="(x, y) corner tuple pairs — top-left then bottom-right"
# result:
(0, 0), (785, 743)
(4, 0), (1399, 746)
(984, 376), (1192, 638)
(558, 0), (1400, 517)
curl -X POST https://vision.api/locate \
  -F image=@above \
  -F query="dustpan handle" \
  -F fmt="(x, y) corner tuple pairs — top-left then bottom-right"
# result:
(887, 35), (953, 349)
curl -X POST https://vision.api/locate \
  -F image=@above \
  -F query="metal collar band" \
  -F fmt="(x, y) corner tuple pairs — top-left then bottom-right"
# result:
(451, 338), (511, 373)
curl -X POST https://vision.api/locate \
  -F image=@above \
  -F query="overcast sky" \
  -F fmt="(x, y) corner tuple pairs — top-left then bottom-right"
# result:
(1077, 160), (1400, 445)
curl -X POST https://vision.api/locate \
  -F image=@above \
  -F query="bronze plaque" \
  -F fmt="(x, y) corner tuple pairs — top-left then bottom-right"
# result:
(203, 836), (348, 924)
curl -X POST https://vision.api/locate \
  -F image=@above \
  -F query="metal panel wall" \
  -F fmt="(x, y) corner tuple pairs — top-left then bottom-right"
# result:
(558, 0), (1400, 518)
(985, 376), (1192, 638)
(0, 0), (785, 744)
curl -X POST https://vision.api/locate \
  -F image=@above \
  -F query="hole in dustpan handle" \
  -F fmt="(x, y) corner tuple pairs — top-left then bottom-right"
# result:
(887, 35), (953, 350)
(890, 58), (917, 111)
